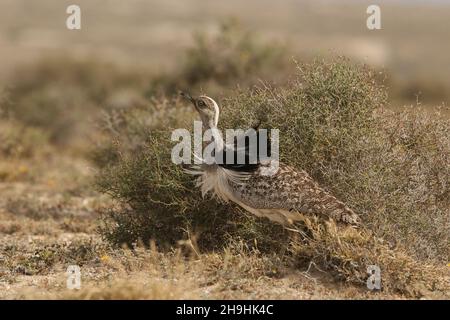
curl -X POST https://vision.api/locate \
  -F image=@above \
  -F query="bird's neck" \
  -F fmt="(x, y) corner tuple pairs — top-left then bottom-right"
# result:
(207, 125), (224, 153)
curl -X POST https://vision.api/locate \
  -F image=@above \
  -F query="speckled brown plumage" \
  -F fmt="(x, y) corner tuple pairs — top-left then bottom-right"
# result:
(229, 161), (360, 225)
(181, 93), (360, 227)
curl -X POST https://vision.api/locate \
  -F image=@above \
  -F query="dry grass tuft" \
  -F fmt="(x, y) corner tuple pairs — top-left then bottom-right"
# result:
(288, 218), (449, 298)
(56, 278), (192, 300)
(0, 120), (49, 159)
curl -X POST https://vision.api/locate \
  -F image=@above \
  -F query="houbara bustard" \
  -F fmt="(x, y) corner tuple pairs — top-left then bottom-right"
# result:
(180, 92), (360, 226)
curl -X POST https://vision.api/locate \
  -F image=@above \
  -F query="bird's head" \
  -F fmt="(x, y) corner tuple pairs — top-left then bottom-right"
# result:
(180, 92), (220, 128)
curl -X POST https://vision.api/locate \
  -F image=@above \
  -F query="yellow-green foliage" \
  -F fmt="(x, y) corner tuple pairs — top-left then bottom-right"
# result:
(220, 58), (449, 263)
(95, 58), (449, 296)
(95, 99), (287, 251)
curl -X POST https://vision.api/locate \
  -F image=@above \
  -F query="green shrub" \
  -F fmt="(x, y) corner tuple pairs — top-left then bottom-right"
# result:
(94, 100), (287, 251)
(220, 58), (448, 263)
(95, 58), (449, 295)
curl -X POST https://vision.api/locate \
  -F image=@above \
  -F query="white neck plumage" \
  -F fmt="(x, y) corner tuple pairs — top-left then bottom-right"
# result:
(203, 96), (224, 154)
(186, 96), (251, 203)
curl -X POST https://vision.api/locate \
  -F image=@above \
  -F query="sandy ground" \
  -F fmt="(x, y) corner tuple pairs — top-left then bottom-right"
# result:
(0, 153), (410, 300)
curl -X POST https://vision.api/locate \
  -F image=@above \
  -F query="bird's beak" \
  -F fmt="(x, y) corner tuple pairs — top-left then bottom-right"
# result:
(179, 91), (195, 104)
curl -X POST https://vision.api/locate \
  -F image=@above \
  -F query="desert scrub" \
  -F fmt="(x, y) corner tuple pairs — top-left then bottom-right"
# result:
(2, 57), (150, 146)
(95, 58), (449, 296)
(94, 98), (288, 251)
(1, 239), (105, 276)
(220, 58), (449, 264)
(149, 19), (290, 96)
(2, 21), (287, 150)
(0, 120), (50, 158)
(288, 218), (449, 298)
(366, 106), (449, 262)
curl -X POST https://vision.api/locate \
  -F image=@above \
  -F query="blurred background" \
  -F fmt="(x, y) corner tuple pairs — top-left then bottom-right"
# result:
(0, 0), (450, 106)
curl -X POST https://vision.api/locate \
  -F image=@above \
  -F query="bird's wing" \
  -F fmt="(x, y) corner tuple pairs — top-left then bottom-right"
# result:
(230, 162), (360, 225)
(218, 127), (271, 172)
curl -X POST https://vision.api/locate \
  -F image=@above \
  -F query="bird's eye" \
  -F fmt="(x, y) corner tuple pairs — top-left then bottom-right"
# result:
(197, 100), (206, 108)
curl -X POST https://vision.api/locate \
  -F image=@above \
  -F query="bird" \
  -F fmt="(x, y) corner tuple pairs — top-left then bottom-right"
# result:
(180, 92), (360, 226)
